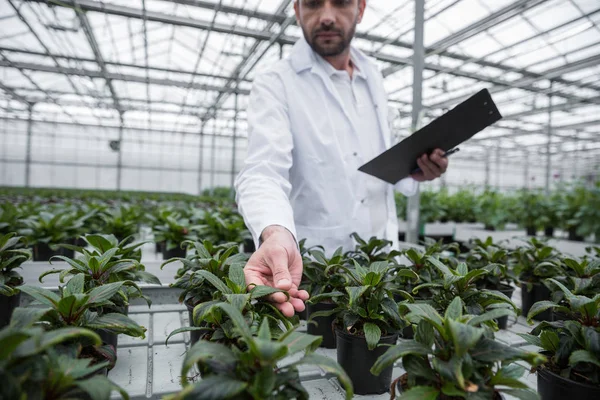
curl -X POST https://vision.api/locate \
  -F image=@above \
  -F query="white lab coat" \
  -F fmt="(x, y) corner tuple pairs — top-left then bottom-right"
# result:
(235, 37), (418, 255)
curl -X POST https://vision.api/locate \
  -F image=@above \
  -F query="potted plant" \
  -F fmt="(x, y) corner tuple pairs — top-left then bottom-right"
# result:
(165, 264), (295, 349)
(476, 190), (511, 231)
(99, 204), (143, 242)
(344, 233), (402, 265)
(519, 278), (600, 399)
(515, 189), (543, 236)
(0, 309), (129, 399)
(153, 211), (199, 259)
(539, 191), (561, 238)
(513, 239), (563, 321)
(465, 237), (518, 329)
(315, 260), (411, 395)
(371, 299), (545, 399)
(164, 303), (353, 400)
(19, 210), (86, 261)
(19, 274), (146, 356)
(38, 234), (160, 347)
(161, 240), (248, 345)
(557, 184), (589, 241)
(412, 256), (518, 330)
(0, 233), (31, 327)
(192, 207), (252, 249)
(303, 246), (352, 348)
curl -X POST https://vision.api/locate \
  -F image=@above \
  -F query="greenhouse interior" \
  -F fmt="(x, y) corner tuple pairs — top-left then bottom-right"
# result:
(0, 0), (599, 399)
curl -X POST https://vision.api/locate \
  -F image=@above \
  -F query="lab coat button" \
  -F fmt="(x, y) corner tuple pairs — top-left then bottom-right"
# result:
(353, 152), (358, 156)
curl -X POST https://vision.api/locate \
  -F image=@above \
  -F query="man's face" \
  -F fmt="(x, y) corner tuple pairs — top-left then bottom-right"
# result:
(294, 0), (366, 57)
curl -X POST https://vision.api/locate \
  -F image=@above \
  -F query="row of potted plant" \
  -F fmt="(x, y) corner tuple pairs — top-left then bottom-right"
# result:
(0, 232), (166, 398)
(396, 182), (600, 242)
(1, 200), (251, 261)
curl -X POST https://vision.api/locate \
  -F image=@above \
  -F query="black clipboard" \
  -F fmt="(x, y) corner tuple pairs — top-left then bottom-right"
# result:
(358, 89), (502, 184)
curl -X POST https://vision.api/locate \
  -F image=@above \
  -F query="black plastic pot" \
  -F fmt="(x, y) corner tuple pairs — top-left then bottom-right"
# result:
(544, 227), (554, 238)
(521, 282), (552, 321)
(33, 243), (73, 261)
(538, 364), (600, 400)
(0, 291), (21, 328)
(484, 225), (496, 231)
(336, 328), (398, 395)
(526, 226), (537, 236)
(400, 325), (414, 339)
(495, 284), (515, 330)
(97, 330), (118, 350)
(163, 245), (187, 260)
(307, 302), (337, 349)
(155, 241), (165, 254)
(95, 305), (129, 350)
(568, 227), (585, 242)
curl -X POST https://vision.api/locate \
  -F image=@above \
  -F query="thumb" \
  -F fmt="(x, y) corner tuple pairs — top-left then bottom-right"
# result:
(266, 247), (293, 290)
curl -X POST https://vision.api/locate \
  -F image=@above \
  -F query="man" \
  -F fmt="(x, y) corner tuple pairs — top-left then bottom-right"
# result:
(234, 0), (448, 317)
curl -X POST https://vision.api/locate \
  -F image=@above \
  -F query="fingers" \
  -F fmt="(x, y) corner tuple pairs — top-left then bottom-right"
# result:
(430, 149), (449, 173)
(414, 150), (448, 181)
(289, 297), (306, 312)
(265, 247), (293, 290)
(274, 301), (295, 317)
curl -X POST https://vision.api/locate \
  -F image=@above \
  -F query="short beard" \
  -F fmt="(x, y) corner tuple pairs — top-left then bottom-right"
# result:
(302, 21), (357, 57)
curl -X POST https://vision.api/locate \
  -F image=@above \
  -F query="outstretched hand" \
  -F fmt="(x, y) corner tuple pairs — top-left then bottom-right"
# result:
(410, 148), (449, 182)
(244, 225), (309, 317)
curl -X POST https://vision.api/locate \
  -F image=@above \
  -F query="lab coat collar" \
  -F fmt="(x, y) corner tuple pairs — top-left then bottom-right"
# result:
(290, 36), (368, 79)
(290, 37), (391, 149)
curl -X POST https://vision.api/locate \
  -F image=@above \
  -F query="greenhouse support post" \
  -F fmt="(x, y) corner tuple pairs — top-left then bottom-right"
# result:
(230, 92), (238, 189)
(116, 114), (124, 191)
(197, 122), (205, 194)
(524, 149), (529, 189)
(545, 81), (553, 194)
(406, 0), (425, 245)
(25, 103), (33, 187)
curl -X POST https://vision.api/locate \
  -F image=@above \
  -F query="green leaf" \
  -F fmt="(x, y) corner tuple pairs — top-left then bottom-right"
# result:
(526, 301), (559, 323)
(18, 285), (60, 307)
(398, 386), (440, 400)
(195, 270), (232, 295)
(75, 375), (129, 400)
(292, 353), (354, 400)
(569, 349), (600, 368)
(540, 330), (559, 352)
(403, 303), (444, 335)
(172, 375), (247, 400)
(224, 294), (251, 313)
(426, 256), (456, 278)
(445, 297), (463, 320)
(500, 389), (541, 400)
(490, 364), (528, 388)
(371, 339), (431, 375)
(180, 341), (238, 384)
(448, 319), (484, 357)
(214, 303), (253, 343)
(64, 273), (85, 296)
(88, 313), (146, 338)
(402, 354), (436, 381)
(346, 286), (369, 307)
(363, 322), (381, 351)
(472, 338), (545, 366)
(468, 308), (514, 327)
(9, 307), (49, 329)
(280, 331), (322, 356)
(87, 282), (125, 304)
(228, 264), (245, 289)
(250, 285), (285, 299)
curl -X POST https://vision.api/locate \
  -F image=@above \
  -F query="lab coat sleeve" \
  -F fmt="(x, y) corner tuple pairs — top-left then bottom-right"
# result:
(395, 177), (419, 197)
(234, 71), (297, 249)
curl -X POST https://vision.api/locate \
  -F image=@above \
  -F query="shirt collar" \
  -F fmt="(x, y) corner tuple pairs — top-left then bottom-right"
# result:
(315, 51), (366, 80)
